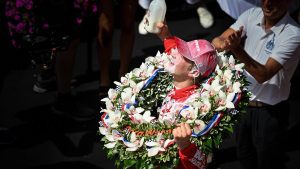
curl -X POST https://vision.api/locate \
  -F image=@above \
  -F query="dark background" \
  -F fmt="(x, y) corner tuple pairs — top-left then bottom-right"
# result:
(1, 0), (300, 169)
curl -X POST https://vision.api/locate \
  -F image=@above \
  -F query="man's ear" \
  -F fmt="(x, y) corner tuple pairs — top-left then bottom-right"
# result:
(188, 69), (200, 78)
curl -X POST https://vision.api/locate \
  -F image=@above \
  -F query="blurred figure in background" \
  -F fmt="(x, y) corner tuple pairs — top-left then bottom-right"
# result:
(98, 0), (138, 94)
(4, 0), (100, 119)
(138, 0), (214, 35)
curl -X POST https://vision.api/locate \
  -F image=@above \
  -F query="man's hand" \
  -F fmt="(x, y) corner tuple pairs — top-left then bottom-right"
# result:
(212, 26), (243, 52)
(156, 21), (172, 41)
(224, 26), (243, 50)
(173, 122), (192, 150)
(211, 36), (227, 52)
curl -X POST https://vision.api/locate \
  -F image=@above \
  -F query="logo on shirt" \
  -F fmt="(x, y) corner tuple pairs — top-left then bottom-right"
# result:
(265, 34), (275, 55)
(266, 34), (275, 51)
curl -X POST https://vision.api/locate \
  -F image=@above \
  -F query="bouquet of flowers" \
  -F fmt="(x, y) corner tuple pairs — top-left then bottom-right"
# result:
(99, 51), (250, 169)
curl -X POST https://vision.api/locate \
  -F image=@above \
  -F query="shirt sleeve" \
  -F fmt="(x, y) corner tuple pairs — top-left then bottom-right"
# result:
(230, 7), (257, 35)
(271, 33), (300, 67)
(177, 143), (207, 169)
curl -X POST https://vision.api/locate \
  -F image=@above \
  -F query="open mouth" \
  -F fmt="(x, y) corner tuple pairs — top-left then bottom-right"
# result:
(263, 7), (274, 14)
(169, 55), (176, 65)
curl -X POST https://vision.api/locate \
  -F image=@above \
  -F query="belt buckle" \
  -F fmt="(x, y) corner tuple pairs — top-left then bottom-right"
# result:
(248, 101), (265, 107)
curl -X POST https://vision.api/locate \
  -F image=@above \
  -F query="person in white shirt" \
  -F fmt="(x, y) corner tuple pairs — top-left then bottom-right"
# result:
(212, 0), (300, 168)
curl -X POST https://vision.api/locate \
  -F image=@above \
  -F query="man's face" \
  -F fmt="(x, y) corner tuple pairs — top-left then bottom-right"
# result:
(261, 0), (289, 21)
(165, 48), (193, 77)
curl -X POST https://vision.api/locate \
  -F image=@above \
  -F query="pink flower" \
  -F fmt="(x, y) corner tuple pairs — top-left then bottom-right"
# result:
(14, 15), (21, 20)
(5, 9), (15, 17)
(16, 0), (24, 8)
(76, 17), (83, 24)
(16, 22), (25, 33)
(11, 40), (18, 48)
(29, 27), (34, 34)
(42, 23), (49, 29)
(92, 4), (98, 13)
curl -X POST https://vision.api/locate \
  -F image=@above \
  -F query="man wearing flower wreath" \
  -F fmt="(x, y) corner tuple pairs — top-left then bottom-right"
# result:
(99, 18), (249, 168)
(154, 22), (218, 169)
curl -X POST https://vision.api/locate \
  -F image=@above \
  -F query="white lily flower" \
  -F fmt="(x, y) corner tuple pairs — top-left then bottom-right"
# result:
(101, 97), (109, 102)
(125, 71), (133, 79)
(99, 127), (108, 135)
(145, 56), (156, 63)
(132, 113), (143, 124)
(105, 101), (114, 111)
(132, 67), (142, 77)
(130, 81), (144, 94)
(163, 139), (174, 148)
(234, 63), (245, 72)
(107, 88), (117, 99)
(130, 132), (137, 142)
(203, 79), (223, 97)
(233, 82), (241, 93)
(125, 133), (145, 151)
(155, 51), (161, 57)
(215, 91), (235, 111)
(145, 141), (160, 147)
(126, 137), (145, 151)
(147, 147), (161, 157)
(120, 76), (130, 86)
(146, 143), (166, 157)
(154, 56), (161, 63)
(228, 55), (235, 68)
(215, 65), (223, 76)
(224, 69), (233, 79)
(227, 81), (241, 94)
(106, 135), (116, 142)
(103, 109), (122, 128)
(142, 111), (155, 123)
(125, 106), (145, 124)
(104, 142), (117, 149)
(125, 105), (144, 115)
(136, 64), (148, 77)
(193, 120), (206, 134)
(124, 140), (138, 148)
(121, 87), (133, 103)
(145, 134), (167, 157)
(114, 81), (122, 87)
(218, 52), (229, 67)
(158, 110), (177, 125)
(227, 55), (245, 73)
(199, 99), (211, 115)
(191, 101), (202, 109)
(180, 106), (198, 123)
(100, 99), (114, 110)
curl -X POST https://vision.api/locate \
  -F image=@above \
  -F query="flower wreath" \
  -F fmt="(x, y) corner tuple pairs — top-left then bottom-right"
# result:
(99, 51), (250, 169)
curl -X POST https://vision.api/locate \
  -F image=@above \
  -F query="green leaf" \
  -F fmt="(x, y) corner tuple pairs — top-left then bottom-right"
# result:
(124, 159), (137, 169)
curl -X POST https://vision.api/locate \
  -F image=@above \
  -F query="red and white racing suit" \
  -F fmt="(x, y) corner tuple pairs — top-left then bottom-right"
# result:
(159, 84), (207, 169)
(155, 36), (208, 169)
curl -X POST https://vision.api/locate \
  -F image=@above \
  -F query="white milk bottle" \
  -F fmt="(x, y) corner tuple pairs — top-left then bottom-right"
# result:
(144, 0), (166, 33)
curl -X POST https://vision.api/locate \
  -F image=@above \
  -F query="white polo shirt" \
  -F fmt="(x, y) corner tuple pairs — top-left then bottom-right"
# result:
(230, 7), (300, 105)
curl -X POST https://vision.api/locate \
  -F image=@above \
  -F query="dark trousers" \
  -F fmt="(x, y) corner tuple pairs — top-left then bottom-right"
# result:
(235, 101), (290, 169)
